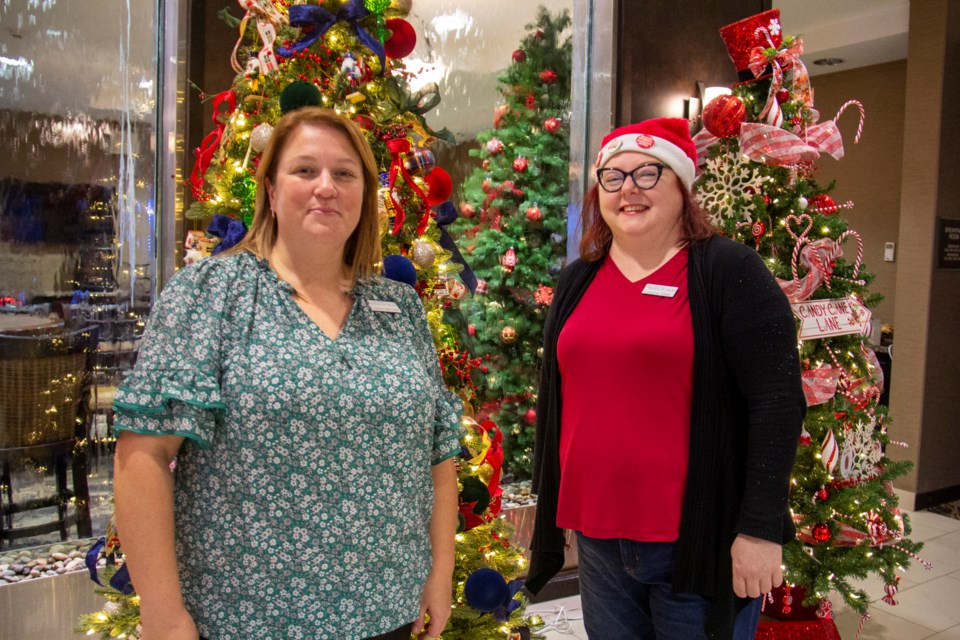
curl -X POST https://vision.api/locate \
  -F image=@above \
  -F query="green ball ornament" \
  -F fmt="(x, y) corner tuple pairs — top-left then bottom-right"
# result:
(279, 81), (322, 114)
(460, 476), (491, 515)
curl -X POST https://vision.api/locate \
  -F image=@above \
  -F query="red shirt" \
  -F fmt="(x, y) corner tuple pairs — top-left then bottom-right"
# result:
(556, 249), (694, 541)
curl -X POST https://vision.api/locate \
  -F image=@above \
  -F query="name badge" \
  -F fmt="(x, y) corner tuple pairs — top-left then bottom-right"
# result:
(368, 300), (401, 313)
(642, 283), (678, 298)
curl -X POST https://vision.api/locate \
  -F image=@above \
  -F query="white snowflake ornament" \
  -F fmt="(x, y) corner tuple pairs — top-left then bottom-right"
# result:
(695, 154), (764, 226)
(838, 419), (883, 481)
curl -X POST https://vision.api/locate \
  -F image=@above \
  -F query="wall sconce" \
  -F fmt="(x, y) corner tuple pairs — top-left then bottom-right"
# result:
(702, 85), (732, 106)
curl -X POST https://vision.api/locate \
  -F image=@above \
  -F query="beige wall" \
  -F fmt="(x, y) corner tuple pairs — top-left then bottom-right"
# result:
(811, 61), (907, 329)
(888, 0), (960, 505)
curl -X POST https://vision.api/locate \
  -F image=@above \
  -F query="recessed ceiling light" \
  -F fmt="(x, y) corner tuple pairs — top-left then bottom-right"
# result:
(813, 58), (845, 66)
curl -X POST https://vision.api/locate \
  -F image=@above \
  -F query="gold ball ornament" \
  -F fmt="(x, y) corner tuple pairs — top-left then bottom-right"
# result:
(250, 123), (274, 153)
(475, 462), (494, 485)
(390, 0), (413, 13)
(501, 326), (517, 343)
(410, 240), (436, 269)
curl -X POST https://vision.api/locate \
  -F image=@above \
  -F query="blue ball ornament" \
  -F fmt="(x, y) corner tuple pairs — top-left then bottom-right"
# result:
(464, 568), (509, 613)
(433, 201), (459, 226)
(382, 254), (418, 287)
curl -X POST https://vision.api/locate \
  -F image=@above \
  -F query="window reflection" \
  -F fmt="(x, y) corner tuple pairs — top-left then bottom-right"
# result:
(0, 0), (158, 552)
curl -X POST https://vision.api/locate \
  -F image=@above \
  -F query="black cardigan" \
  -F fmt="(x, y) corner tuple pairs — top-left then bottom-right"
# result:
(526, 235), (805, 639)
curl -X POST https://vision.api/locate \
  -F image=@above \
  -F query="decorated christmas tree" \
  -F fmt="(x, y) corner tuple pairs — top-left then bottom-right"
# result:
(78, 1), (542, 637)
(694, 9), (925, 631)
(450, 7), (572, 478)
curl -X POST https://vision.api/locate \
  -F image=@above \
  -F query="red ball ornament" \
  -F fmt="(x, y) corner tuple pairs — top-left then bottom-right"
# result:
(424, 167), (452, 205)
(810, 194), (837, 212)
(512, 49), (526, 63)
(485, 138), (504, 155)
(461, 202), (476, 219)
(702, 94), (746, 138)
(384, 19), (417, 59)
(539, 69), (558, 84)
(468, 324), (476, 337)
(513, 157), (529, 172)
(816, 488), (830, 502)
(353, 114), (375, 130)
(523, 409), (537, 425)
(493, 104), (509, 129)
(762, 194), (771, 206)
(776, 89), (791, 103)
(525, 206), (542, 222)
(544, 117), (561, 134)
(812, 523), (831, 543)
(500, 326), (517, 343)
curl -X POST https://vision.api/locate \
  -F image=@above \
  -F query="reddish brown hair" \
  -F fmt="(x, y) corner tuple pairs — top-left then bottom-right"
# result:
(578, 180), (717, 262)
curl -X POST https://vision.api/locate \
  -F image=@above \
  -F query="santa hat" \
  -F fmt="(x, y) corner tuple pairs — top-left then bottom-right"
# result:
(719, 9), (783, 81)
(595, 118), (697, 191)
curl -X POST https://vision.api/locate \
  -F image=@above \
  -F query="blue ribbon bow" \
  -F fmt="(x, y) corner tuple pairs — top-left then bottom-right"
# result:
(491, 579), (526, 622)
(208, 214), (247, 255)
(276, 0), (385, 72)
(433, 201), (478, 293)
(84, 537), (135, 595)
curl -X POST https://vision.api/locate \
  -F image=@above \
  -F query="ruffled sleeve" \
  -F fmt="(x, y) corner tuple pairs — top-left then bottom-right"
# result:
(392, 282), (464, 465)
(113, 256), (238, 448)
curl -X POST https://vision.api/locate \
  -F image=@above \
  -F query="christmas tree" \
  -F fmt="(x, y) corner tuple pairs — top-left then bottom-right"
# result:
(450, 7), (572, 478)
(694, 9), (925, 627)
(78, 1), (542, 637)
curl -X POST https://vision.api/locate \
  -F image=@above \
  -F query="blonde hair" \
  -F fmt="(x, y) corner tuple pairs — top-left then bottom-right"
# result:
(226, 107), (382, 282)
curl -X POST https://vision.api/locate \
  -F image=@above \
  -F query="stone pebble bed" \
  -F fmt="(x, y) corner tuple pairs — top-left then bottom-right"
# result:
(0, 481), (537, 586)
(1, 540), (102, 584)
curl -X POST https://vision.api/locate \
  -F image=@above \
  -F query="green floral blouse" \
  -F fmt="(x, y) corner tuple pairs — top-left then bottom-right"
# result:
(114, 251), (463, 639)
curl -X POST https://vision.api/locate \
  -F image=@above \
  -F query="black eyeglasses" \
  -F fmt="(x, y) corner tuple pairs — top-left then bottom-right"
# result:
(596, 162), (666, 192)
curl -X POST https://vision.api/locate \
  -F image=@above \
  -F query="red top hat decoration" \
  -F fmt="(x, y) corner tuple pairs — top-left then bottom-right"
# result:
(719, 9), (783, 78)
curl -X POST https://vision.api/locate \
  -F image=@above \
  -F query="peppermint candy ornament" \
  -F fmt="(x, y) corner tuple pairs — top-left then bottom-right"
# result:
(821, 428), (839, 474)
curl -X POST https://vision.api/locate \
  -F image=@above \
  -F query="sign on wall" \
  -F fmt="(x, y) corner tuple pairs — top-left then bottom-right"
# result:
(937, 217), (960, 269)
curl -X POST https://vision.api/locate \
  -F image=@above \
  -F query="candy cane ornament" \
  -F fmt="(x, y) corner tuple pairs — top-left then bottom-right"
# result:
(835, 100), (866, 144)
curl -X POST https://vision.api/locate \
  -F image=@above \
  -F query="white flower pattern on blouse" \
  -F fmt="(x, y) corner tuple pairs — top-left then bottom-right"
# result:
(113, 251), (463, 639)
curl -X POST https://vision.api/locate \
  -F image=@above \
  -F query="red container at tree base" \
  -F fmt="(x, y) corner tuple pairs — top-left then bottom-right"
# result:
(762, 584), (822, 621)
(755, 619), (841, 640)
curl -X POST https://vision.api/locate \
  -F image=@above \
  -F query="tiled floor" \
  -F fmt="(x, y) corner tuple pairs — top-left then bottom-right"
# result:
(531, 509), (960, 640)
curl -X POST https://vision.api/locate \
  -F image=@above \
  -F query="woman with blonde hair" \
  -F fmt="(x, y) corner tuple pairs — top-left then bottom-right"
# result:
(113, 107), (461, 640)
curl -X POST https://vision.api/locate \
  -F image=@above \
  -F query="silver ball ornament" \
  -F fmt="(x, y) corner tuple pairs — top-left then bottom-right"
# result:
(410, 240), (436, 269)
(250, 123), (274, 153)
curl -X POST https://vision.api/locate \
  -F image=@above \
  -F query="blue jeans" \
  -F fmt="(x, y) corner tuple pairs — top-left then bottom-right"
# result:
(576, 532), (763, 640)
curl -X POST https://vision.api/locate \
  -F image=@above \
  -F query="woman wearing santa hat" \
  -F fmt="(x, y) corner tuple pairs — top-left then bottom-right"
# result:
(526, 117), (805, 639)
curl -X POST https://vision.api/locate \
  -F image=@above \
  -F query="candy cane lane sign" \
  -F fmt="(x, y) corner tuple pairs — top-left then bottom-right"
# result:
(792, 297), (872, 340)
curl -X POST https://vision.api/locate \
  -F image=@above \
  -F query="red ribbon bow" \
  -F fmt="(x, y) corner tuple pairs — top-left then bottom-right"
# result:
(386, 138), (430, 235)
(190, 90), (237, 201)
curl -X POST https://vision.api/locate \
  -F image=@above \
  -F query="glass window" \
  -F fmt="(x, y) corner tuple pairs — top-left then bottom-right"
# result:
(0, 0), (159, 552)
